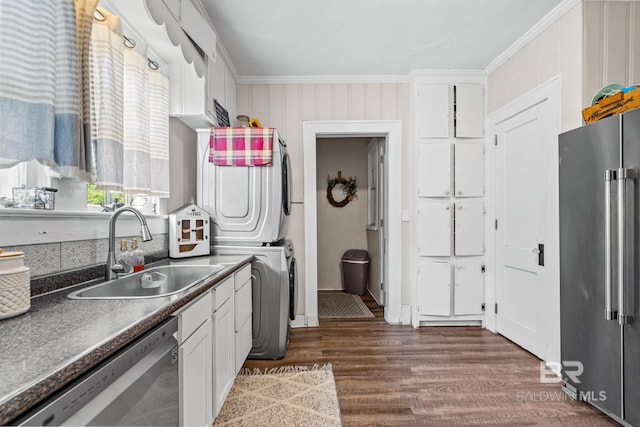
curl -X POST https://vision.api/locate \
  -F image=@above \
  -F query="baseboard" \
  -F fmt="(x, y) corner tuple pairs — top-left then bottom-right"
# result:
(290, 315), (306, 328)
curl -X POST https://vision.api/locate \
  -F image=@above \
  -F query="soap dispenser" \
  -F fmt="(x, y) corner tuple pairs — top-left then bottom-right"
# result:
(118, 239), (133, 274)
(131, 238), (145, 272)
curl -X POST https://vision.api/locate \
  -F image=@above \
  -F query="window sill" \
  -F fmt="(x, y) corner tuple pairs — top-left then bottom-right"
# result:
(0, 209), (169, 246)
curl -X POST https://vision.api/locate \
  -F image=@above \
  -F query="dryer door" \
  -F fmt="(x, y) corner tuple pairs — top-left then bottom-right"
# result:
(282, 149), (292, 216)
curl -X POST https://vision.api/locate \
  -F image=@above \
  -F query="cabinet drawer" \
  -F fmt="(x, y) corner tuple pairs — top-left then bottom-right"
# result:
(234, 278), (252, 332)
(213, 276), (234, 312)
(175, 291), (212, 344)
(234, 264), (251, 290)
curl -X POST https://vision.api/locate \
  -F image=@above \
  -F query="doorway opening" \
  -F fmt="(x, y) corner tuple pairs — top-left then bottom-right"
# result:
(315, 136), (385, 307)
(303, 120), (402, 326)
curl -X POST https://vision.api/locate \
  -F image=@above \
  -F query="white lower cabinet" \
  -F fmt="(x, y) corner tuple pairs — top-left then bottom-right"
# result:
(453, 262), (485, 315)
(175, 292), (213, 427)
(212, 276), (236, 419)
(173, 263), (253, 425)
(417, 261), (484, 318)
(234, 265), (252, 374)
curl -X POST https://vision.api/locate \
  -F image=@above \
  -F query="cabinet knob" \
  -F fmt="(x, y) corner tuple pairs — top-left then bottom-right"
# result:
(445, 191), (450, 195)
(457, 191), (463, 195)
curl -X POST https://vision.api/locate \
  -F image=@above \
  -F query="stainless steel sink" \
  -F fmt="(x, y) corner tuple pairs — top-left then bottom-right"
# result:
(68, 265), (224, 299)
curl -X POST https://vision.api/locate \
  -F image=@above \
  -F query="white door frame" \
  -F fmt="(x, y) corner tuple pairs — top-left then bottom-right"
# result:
(485, 75), (561, 362)
(303, 120), (403, 326)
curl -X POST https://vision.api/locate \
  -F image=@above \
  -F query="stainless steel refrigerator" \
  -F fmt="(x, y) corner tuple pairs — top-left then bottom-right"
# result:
(559, 107), (640, 426)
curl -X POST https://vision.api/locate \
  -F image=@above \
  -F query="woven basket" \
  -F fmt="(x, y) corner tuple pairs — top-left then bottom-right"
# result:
(0, 251), (31, 320)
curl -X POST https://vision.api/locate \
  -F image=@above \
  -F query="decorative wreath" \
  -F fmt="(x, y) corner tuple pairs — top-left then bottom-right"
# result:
(327, 174), (358, 208)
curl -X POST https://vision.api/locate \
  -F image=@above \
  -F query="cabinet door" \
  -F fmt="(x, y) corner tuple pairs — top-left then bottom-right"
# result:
(417, 261), (451, 316)
(454, 201), (484, 256)
(417, 199), (452, 256)
(417, 143), (451, 197)
(453, 262), (484, 315)
(455, 84), (484, 138)
(180, 319), (212, 427)
(454, 143), (484, 197)
(213, 298), (235, 418)
(415, 84), (450, 138)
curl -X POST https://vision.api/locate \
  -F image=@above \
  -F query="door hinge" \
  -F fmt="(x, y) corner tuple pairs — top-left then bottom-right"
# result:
(481, 264), (486, 273)
(494, 134), (498, 146)
(495, 219), (498, 230)
(380, 219), (384, 227)
(495, 303), (498, 314)
(481, 303), (486, 312)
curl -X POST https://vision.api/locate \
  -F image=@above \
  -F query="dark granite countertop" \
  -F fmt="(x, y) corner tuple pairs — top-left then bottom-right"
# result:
(0, 254), (253, 425)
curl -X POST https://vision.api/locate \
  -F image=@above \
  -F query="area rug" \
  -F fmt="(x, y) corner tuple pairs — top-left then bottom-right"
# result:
(214, 364), (342, 427)
(318, 291), (375, 319)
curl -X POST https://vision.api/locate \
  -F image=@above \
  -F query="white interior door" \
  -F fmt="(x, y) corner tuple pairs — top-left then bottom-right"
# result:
(495, 105), (547, 359)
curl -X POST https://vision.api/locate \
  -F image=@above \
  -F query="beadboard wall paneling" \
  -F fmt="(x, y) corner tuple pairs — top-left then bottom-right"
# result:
(237, 82), (411, 312)
(583, 1), (640, 107)
(236, 83), (410, 204)
(486, 2), (583, 132)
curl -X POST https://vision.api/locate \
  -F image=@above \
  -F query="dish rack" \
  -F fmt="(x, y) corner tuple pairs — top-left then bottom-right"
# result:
(168, 204), (211, 258)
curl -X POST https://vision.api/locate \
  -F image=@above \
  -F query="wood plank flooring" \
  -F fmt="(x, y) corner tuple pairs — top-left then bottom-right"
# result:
(242, 293), (617, 426)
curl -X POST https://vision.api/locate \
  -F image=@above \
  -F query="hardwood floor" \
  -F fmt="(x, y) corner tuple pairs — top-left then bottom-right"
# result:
(242, 293), (617, 426)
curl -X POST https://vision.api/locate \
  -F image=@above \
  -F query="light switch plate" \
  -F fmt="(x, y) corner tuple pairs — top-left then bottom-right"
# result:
(401, 209), (410, 222)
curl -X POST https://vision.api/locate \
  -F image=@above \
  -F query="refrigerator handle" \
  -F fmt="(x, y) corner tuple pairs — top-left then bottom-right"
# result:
(617, 167), (634, 325)
(605, 169), (617, 321)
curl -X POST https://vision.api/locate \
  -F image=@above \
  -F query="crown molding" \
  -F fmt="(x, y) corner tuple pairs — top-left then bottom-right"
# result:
(236, 74), (411, 85)
(485, 0), (581, 74)
(409, 69), (485, 83)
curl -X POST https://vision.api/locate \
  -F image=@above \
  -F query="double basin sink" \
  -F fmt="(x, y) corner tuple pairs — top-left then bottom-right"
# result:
(68, 264), (224, 299)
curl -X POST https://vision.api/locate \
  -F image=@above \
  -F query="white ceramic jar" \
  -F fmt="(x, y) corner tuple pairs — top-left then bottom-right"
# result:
(0, 251), (31, 319)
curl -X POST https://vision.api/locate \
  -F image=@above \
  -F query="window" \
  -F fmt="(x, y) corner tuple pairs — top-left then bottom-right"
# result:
(0, 3), (169, 215)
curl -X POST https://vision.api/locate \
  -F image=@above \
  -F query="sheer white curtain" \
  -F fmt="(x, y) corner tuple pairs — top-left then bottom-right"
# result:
(90, 7), (124, 190)
(90, 9), (170, 197)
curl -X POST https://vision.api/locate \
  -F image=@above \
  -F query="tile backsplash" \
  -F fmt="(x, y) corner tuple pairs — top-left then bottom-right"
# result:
(5, 234), (168, 277)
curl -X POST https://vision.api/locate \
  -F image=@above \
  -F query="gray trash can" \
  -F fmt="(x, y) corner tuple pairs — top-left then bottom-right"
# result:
(342, 249), (369, 295)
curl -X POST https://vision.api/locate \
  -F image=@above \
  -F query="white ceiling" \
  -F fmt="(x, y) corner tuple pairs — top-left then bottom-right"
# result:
(201, 0), (565, 78)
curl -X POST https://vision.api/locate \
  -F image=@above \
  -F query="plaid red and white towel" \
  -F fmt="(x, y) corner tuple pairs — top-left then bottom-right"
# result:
(209, 127), (274, 166)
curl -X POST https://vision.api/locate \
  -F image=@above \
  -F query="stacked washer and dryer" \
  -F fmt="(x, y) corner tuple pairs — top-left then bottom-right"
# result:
(196, 128), (296, 360)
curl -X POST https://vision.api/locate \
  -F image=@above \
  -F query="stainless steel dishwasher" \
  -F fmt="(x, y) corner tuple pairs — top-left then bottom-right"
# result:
(16, 317), (179, 426)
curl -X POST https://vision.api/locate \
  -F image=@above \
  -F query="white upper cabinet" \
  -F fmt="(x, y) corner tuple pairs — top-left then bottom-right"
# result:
(454, 84), (484, 138)
(417, 200), (452, 256)
(454, 143), (484, 197)
(454, 200), (484, 256)
(417, 143), (451, 197)
(415, 84), (450, 139)
(180, 0), (217, 60)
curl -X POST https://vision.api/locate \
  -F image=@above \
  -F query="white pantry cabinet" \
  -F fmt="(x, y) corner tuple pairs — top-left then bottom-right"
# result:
(417, 143), (451, 197)
(453, 262), (485, 315)
(454, 201), (484, 256)
(415, 84), (450, 139)
(411, 71), (485, 326)
(454, 143), (484, 197)
(417, 200), (452, 256)
(175, 291), (213, 427)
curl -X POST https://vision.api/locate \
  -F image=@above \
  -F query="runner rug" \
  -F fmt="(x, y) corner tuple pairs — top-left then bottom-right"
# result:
(318, 291), (375, 319)
(214, 364), (342, 426)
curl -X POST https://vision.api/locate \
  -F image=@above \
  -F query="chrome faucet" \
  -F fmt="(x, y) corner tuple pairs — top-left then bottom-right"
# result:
(106, 206), (153, 280)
